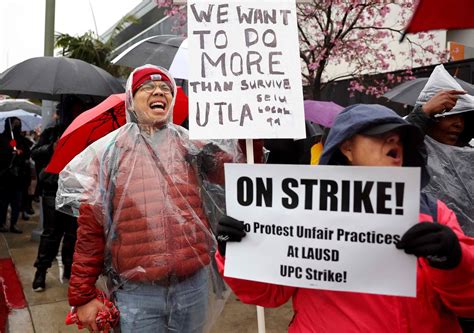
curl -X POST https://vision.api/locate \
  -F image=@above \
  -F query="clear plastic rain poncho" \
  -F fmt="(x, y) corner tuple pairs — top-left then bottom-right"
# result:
(56, 65), (243, 332)
(415, 64), (474, 236)
(423, 136), (474, 236)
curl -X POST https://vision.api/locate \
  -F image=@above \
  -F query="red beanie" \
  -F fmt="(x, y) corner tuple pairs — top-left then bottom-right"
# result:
(131, 67), (173, 95)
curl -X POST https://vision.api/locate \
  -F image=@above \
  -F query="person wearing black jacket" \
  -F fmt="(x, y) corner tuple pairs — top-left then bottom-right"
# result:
(31, 121), (78, 292)
(0, 117), (31, 233)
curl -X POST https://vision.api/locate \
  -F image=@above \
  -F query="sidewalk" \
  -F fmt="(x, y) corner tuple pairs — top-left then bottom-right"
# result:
(0, 203), (77, 333)
(1, 202), (292, 332)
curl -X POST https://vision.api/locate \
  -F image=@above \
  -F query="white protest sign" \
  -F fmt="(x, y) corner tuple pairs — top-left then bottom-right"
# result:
(187, 0), (305, 139)
(224, 164), (420, 297)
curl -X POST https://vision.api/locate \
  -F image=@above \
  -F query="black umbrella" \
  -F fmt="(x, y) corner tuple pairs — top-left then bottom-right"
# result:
(112, 35), (188, 79)
(0, 57), (124, 101)
(383, 77), (474, 106)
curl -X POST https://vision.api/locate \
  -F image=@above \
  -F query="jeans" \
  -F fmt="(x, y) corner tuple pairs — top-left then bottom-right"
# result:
(115, 268), (209, 333)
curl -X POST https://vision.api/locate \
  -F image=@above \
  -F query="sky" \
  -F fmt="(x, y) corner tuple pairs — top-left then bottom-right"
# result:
(0, 0), (144, 73)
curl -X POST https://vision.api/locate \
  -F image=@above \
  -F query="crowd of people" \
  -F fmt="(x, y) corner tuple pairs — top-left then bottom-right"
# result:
(0, 96), (92, 292)
(0, 62), (472, 332)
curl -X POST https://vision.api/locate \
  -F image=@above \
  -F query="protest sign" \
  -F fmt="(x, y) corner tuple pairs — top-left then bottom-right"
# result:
(187, 0), (305, 139)
(224, 164), (420, 297)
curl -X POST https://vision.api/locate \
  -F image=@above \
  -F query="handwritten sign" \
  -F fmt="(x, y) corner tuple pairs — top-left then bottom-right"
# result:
(187, 0), (305, 139)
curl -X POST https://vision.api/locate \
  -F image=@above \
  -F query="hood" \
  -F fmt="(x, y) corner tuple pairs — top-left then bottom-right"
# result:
(319, 104), (428, 185)
(124, 64), (177, 126)
(2, 117), (21, 136)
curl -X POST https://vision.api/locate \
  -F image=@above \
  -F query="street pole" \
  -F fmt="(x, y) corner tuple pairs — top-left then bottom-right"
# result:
(44, 0), (55, 56)
(41, 0), (57, 130)
(41, 0), (57, 128)
(33, 0), (57, 242)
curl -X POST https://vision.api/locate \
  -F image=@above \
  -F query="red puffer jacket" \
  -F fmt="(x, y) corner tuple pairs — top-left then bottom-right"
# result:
(68, 133), (212, 306)
(216, 199), (474, 332)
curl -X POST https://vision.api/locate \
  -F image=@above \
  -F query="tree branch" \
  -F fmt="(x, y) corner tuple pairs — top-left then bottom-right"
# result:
(298, 23), (316, 64)
(333, 4), (353, 40)
(339, 4), (368, 41)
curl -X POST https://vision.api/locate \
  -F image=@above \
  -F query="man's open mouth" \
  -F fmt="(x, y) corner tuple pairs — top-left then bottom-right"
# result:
(150, 101), (166, 110)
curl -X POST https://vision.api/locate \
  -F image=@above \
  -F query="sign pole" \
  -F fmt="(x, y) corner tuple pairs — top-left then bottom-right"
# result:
(245, 139), (255, 165)
(245, 138), (266, 333)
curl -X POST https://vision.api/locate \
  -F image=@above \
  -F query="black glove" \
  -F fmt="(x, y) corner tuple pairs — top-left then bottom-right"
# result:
(216, 215), (246, 256)
(396, 222), (462, 270)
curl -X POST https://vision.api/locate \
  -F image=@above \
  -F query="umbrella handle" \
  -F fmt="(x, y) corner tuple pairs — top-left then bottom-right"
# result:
(8, 118), (17, 151)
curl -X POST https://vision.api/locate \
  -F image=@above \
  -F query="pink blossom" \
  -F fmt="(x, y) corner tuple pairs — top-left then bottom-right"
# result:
(379, 6), (390, 17)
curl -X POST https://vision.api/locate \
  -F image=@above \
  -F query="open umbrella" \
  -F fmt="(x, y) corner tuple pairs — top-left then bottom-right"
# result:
(112, 35), (188, 80)
(45, 87), (189, 174)
(0, 109), (42, 132)
(404, 0), (474, 34)
(383, 77), (474, 106)
(0, 57), (124, 101)
(0, 99), (41, 115)
(304, 100), (344, 128)
(45, 93), (125, 174)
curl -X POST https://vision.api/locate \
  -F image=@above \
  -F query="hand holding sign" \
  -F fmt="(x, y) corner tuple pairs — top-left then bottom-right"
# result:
(217, 215), (246, 256)
(396, 222), (462, 270)
(224, 164), (421, 297)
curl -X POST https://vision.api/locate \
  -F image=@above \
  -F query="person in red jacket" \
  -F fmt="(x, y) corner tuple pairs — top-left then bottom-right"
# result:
(57, 65), (244, 332)
(216, 104), (474, 333)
